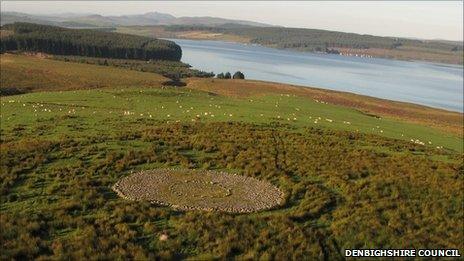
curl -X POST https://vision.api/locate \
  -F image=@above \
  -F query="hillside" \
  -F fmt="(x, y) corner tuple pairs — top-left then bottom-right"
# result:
(186, 78), (463, 137)
(3, 12), (462, 64)
(167, 25), (464, 64)
(0, 55), (463, 259)
(123, 25), (463, 65)
(0, 23), (182, 61)
(1, 54), (462, 150)
(0, 54), (168, 94)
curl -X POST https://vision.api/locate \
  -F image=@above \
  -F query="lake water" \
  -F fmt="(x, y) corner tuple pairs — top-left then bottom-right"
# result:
(171, 39), (463, 112)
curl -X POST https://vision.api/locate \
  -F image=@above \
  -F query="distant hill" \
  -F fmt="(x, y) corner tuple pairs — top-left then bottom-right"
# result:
(0, 11), (272, 27)
(159, 24), (463, 65)
(0, 12), (99, 27)
(2, 11), (461, 64)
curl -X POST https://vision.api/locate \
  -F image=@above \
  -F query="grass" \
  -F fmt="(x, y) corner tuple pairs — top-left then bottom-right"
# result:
(187, 77), (463, 136)
(115, 26), (252, 43)
(1, 54), (463, 259)
(2, 120), (462, 259)
(1, 86), (462, 151)
(0, 54), (167, 93)
(333, 46), (464, 65)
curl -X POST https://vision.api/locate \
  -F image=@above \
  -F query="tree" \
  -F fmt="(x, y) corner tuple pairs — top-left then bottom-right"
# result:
(224, 72), (231, 79)
(1, 22), (182, 61)
(232, 71), (245, 79)
(217, 73), (225, 79)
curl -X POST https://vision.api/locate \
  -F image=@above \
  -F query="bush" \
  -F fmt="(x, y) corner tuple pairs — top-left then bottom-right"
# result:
(233, 71), (245, 79)
(0, 87), (27, 96)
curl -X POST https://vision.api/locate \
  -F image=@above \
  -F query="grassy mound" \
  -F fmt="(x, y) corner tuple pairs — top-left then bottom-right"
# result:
(113, 169), (284, 213)
(0, 54), (167, 93)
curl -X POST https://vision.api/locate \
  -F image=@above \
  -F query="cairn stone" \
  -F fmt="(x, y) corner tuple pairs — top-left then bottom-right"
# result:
(112, 168), (284, 213)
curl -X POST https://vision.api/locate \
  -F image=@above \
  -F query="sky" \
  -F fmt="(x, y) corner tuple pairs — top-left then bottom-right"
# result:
(1, 1), (463, 41)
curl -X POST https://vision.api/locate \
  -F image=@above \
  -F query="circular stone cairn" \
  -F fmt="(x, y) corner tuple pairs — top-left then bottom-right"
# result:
(112, 169), (284, 213)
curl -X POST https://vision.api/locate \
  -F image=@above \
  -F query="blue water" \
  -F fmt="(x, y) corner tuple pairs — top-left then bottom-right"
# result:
(171, 39), (463, 112)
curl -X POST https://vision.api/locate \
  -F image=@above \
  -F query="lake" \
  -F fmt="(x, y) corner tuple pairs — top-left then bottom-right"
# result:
(171, 39), (463, 112)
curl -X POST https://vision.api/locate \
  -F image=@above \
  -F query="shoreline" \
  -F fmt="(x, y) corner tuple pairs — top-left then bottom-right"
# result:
(186, 77), (463, 137)
(166, 36), (464, 66)
(168, 38), (463, 113)
(2, 53), (462, 137)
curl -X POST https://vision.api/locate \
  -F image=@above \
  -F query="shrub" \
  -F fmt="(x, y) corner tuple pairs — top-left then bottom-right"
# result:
(233, 71), (245, 79)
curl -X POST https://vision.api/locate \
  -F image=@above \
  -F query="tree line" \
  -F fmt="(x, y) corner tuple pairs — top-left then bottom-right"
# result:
(53, 55), (215, 80)
(165, 25), (463, 52)
(0, 23), (182, 61)
(217, 71), (245, 79)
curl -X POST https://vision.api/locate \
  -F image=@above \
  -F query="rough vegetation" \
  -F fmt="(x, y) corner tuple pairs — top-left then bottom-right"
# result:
(1, 119), (462, 259)
(0, 54), (462, 259)
(113, 169), (284, 213)
(0, 23), (182, 61)
(52, 55), (214, 79)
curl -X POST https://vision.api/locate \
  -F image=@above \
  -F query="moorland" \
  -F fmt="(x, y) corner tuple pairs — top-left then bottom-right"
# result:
(0, 23), (463, 259)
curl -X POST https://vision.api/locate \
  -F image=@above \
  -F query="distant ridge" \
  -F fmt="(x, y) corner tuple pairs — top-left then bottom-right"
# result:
(0, 11), (273, 27)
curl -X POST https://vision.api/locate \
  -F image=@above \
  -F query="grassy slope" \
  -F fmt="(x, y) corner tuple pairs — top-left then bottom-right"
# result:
(2, 117), (461, 259)
(332, 46), (463, 65)
(187, 78), (463, 138)
(0, 54), (167, 92)
(1, 55), (463, 259)
(115, 26), (251, 43)
(1, 55), (462, 151)
(1, 87), (461, 152)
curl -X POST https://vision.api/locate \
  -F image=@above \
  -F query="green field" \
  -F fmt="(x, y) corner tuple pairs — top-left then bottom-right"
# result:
(1, 55), (463, 259)
(1, 87), (462, 151)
